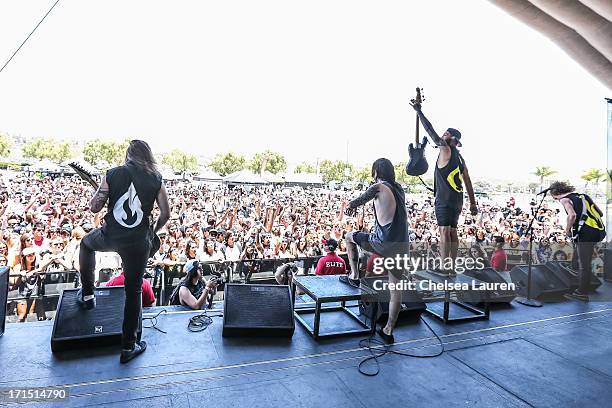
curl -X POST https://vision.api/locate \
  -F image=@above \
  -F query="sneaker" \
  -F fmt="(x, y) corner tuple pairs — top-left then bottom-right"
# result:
(564, 290), (589, 302)
(76, 289), (96, 310)
(120, 341), (147, 364)
(377, 328), (395, 344)
(338, 275), (360, 288)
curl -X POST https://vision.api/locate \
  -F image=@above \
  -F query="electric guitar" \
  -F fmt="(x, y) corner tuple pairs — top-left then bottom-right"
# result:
(68, 161), (161, 257)
(405, 87), (429, 176)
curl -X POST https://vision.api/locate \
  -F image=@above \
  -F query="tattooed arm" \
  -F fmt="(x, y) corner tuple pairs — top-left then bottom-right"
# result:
(345, 183), (379, 216)
(89, 177), (110, 214)
(410, 102), (447, 147)
(154, 184), (171, 233)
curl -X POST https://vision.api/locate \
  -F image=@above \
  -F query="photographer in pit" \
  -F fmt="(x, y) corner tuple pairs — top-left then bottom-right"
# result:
(169, 260), (218, 309)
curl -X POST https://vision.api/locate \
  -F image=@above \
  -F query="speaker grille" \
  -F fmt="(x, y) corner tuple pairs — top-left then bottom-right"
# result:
(54, 288), (126, 339)
(224, 284), (293, 327)
(0, 267), (9, 336)
(223, 284), (294, 337)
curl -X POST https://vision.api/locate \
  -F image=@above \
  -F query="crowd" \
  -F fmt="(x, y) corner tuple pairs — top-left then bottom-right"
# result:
(1, 171), (605, 320)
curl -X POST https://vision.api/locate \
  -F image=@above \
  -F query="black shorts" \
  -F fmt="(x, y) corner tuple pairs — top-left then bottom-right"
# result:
(352, 232), (404, 279)
(435, 205), (461, 228)
(352, 231), (376, 254)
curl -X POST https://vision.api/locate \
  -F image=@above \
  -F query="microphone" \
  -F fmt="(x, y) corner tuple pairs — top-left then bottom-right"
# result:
(536, 187), (551, 196)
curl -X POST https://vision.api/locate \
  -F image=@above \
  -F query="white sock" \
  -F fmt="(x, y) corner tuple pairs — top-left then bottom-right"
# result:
(83, 295), (95, 301)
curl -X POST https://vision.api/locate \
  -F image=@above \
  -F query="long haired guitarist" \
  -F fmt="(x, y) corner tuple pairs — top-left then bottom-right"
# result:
(410, 101), (477, 274)
(77, 140), (171, 363)
(550, 181), (606, 301)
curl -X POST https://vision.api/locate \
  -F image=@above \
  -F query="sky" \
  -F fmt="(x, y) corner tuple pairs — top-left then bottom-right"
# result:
(0, 0), (609, 183)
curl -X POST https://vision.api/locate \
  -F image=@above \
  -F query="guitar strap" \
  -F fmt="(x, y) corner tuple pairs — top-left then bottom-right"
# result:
(418, 176), (434, 193)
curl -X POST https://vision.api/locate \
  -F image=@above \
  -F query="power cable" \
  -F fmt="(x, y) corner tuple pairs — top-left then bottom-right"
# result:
(0, 0), (62, 75)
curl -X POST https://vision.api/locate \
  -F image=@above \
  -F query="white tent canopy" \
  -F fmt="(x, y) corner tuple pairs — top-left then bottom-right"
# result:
(30, 159), (63, 173)
(195, 169), (222, 181)
(282, 173), (323, 185)
(223, 170), (269, 184)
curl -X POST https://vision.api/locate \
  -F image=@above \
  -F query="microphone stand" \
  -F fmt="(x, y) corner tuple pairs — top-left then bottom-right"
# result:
(515, 191), (546, 307)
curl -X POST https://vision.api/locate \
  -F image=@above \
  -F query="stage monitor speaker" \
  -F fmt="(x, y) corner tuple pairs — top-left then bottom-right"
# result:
(462, 267), (517, 303)
(545, 261), (602, 291)
(222, 284), (294, 337)
(509, 264), (570, 299)
(358, 276), (426, 324)
(604, 248), (612, 282)
(51, 286), (141, 353)
(0, 266), (9, 336)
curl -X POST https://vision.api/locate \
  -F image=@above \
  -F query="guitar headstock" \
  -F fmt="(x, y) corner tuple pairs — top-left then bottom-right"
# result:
(415, 87), (425, 105)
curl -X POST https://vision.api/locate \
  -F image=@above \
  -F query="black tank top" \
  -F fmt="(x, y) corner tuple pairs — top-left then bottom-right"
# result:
(565, 192), (605, 239)
(369, 181), (410, 257)
(434, 147), (465, 208)
(102, 164), (162, 245)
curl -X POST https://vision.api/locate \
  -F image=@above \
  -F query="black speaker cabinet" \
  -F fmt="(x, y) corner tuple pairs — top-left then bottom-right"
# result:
(222, 284), (294, 337)
(545, 261), (602, 291)
(604, 248), (612, 282)
(0, 266), (9, 336)
(462, 267), (517, 303)
(358, 276), (426, 324)
(51, 286), (141, 353)
(509, 264), (570, 299)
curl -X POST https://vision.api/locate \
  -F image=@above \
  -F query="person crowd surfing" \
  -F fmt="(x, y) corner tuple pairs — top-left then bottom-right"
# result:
(77, 140), (171, 363)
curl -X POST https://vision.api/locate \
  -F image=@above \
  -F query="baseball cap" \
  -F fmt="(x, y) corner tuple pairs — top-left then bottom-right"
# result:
(183, 259), (200, 274)
(325, 238), (338, 251)
(446, 128), (462, 146)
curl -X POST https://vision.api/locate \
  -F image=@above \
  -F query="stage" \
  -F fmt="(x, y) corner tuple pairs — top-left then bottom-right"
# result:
(2, 283), (612, 407)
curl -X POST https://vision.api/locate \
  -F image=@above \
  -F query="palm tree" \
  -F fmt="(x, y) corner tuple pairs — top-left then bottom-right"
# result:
(581, 168), (606, 192)
(533, 166), (557, 190)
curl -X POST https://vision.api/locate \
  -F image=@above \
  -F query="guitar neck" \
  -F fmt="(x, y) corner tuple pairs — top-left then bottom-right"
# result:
(415, 113), (420, 144)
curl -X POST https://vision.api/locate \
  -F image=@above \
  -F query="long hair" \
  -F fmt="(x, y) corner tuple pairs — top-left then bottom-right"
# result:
(549, 181), (574, 196)
(125, 140), (159, 175)
(371, 158), (399, 187)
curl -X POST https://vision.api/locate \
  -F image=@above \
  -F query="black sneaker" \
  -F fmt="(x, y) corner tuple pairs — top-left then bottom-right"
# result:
(120, 341), (147, 364)
(564, 290), (589, 302)
(338, 275), (360, 288)
(377, 328), (395, 344)
(76, 289), (96, 310)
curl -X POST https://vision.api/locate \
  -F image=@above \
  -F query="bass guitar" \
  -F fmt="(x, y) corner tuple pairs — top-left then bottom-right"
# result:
(405, 87), (429, 176)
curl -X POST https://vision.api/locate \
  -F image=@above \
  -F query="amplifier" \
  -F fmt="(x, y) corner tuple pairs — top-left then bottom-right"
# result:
(0, 267), (9, 336)
(462, 268), (517, 304)
(605, 248), (612, 282)
(358, 276), (426, 324)
(545, 261), (602, 291)
(509, 264), (570, 299)
(222, 284), (294, 337)
(51, 286), (141, 353)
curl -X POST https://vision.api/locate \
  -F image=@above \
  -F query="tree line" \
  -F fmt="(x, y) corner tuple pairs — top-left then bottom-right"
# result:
(0, 132), (608, 186)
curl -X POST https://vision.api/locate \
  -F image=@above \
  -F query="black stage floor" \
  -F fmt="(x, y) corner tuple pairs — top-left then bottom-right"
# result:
(2, 283), (612, 408)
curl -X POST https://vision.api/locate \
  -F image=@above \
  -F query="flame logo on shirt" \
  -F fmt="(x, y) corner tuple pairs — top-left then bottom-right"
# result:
(113, 183), (143, 228)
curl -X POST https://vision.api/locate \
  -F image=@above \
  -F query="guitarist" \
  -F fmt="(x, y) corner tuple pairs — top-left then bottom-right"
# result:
(410, 102), (477, 274)
(77, 140), (171, 363)
(550, 181), (606, 301)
